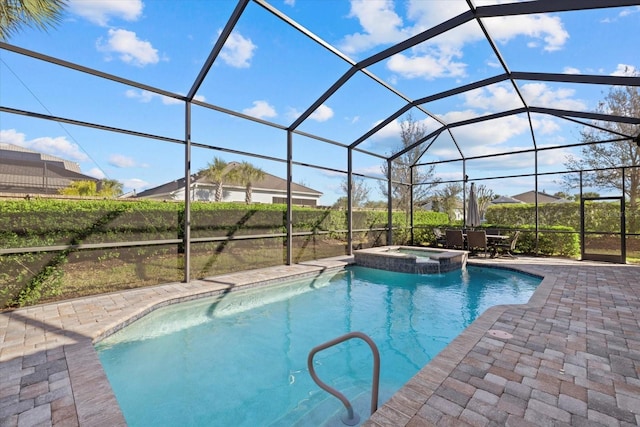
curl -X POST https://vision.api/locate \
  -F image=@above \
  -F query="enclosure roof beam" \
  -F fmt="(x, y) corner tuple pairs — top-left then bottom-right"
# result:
(287, 10), (475, 132)
(414, 136), (632, 168)
(475, 0), (640, 18)
(0, 42), (183, 102)
(554, 116), (636, 139)
(253, 0), (352, 63)
(187, 0), (249, 101)
(388, 128), (444, 162)
(530, 107), (640, 125)
(511, 72), (640, 87)
(349, 104), (414, 149)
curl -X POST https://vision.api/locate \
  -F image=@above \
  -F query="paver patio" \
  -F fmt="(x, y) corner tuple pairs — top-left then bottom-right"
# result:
(1, 256), (639, 426)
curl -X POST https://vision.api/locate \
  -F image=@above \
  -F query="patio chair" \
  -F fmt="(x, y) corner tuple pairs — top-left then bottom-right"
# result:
(433, 228), (447, 247)
(494, 230), (521, 258)
(445, 229), (465, 250)
(466, 230), (489, 257)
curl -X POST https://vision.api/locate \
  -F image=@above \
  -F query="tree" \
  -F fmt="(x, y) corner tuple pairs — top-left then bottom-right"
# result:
(553, 191), (571, 200)
(335, 176), (370, 209)
(59, 179), (123, 197)
(96, 179), (123, 198)
(199, 157), (229, 202)
(582, 191), (601, 199)
(379, 113), (440, 215)
(0, 0), (66, 40)
(434, 183), (462, 222)
(228, 161), (265, 204)
(59, 180), (96, 196)
(564, 82), (640, 229)
(475, 184), (495, 219)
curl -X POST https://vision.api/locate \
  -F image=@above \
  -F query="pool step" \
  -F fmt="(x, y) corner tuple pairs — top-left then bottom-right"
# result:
(269, 386), (381, 427)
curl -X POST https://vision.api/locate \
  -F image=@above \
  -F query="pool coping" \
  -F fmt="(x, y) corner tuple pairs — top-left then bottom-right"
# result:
(2, 256), (639, 426)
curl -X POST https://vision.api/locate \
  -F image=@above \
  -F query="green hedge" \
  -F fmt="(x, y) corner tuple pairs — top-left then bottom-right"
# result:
(486, 200), (640, 234)
(485, 202), (581, 228)
(1, 200), (448, 249)
(490, 225), (580, 257)
(0, 199), (446, 308)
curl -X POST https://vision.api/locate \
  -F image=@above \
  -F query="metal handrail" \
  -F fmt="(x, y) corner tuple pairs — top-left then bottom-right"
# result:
(307, 331), (380, 426)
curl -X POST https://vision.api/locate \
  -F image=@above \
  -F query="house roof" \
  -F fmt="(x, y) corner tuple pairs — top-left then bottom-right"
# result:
(511, 191), (570, 204)
(0, 143), (98, 194)
(491, 195), (525, 204)
(0, 143), (82, 172)
(136, 166), (322, 199)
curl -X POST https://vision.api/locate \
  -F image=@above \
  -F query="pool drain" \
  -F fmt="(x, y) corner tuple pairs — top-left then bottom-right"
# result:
(487, 329), (513, 339)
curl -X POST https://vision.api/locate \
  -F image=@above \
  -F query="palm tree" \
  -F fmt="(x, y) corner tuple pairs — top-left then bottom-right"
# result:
(59, 180), (97, 196)
(97, 179), (123, 198)
(229, 161), (265, 204)
(199, 157), (229, 202)
(0, 0), (67, 40)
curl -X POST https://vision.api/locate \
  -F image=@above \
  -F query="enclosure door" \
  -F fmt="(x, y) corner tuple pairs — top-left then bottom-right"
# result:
(581, 197), (626, 263)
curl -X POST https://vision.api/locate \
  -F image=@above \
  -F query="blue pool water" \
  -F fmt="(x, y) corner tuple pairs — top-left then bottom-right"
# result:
(396, 248), (440, 258)
(96, 265), (540, 426)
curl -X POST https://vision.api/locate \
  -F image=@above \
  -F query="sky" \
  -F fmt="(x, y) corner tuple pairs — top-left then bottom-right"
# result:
(1, 0), (639, 204)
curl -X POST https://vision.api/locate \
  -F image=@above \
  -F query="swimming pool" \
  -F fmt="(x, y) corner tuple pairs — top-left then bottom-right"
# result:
(96, 265), (540, 426)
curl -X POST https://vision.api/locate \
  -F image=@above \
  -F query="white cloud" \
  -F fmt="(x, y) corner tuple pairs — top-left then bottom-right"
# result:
(563, 67), (580, 74)
(219, 31), (256, 68)
(368, 115), (440, 142)
(69, 0), (143, 26)
(370, 118), (402, 141)
(433, 113), (529, 157)
(287, 105), (334, 122)
(125, 89), (154, 103)
(341, 0), (569, 79)
(482, 14), (569, 52)
(160, 95), (183, 105)
(603, 5), (640, 22)
(338, 0), (408, 54)
(0, 129), (88, 161)
(86, 168), (106, 179)
(123, 178), (150, 191)
(531, 117), (561, 135)
(284, 105), (333, 122)
(387, 51), (466, 80)
(242, 100), (277, 119)
(309, 104), (334, 122)
(611, 64), (638, 77)
(284, 0), (295, 5)
(520, 83), (587, 110)
(108, 154), (137, 168)
(619, 6), (640, 17)
(285, 107), (301, 121)
(462, 83), (587, 113)
(463, 85), (523, 112)
(97, 28), (160, 67)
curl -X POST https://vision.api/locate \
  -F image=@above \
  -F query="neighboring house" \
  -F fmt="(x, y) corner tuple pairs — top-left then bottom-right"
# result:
(136, 169), (323, 206)
(0, 143), (98, 196)
(423, 199), (464, 221)
(511, 191), (571, 204)
(491, 195), (525, 205)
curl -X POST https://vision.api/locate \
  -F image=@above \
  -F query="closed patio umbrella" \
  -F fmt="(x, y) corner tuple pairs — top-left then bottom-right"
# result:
(466, 183), (481, 229)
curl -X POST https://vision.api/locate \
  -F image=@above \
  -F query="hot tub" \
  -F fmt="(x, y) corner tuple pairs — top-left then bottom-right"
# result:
(353, 246), (467, 274)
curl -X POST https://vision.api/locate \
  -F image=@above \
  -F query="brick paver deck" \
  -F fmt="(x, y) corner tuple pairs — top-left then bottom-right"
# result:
(1, 256), (639, 426)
